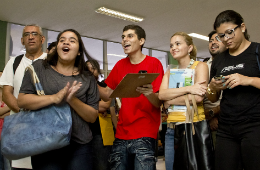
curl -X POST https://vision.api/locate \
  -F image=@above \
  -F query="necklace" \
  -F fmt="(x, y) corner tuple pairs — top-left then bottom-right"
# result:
(177, 59), (194, 69)
(52, 65), (77, 76)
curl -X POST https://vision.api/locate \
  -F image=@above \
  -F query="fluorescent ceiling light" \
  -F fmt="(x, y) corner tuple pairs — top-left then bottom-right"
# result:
(188, 33), (208, 41)
(107, 54), (127, 58)
(95, 7), (144, 23)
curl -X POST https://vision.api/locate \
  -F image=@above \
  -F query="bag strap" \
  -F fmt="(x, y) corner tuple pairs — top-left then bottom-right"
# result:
(24, 65), (45, 96)
(191, 95), (199, 121)
(256, 44), (260, 72)
(184, 95), (192, 123)
(13, 54), (24, 74)
(184, 95), (195, 135)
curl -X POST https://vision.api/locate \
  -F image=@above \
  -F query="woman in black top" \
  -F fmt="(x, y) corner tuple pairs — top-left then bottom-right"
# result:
(207, 10), (260, 170)
(18, 29), (100, 170)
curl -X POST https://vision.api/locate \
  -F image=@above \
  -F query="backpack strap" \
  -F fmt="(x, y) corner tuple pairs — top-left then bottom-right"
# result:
(13, 54), (24, 74)
(256, 44), (260, 72)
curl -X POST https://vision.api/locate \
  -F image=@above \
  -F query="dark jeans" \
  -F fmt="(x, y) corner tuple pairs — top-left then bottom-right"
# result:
(159, 124), (167, 155)
(109, 137), (156, 170)
(92, 135), (112, 170)
(215, 118), (260, 170)
(31, 141), (92, 170)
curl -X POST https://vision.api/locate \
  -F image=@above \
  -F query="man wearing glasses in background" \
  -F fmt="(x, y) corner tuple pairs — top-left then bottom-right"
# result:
(0, 24), (47, 170)
(203, 30), (227, 148)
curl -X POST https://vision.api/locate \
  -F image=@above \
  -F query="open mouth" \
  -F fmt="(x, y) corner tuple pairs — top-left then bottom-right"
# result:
(124, 44), (131, 48)
(62, 47), (70, 52)
(211, 44), (219, 49)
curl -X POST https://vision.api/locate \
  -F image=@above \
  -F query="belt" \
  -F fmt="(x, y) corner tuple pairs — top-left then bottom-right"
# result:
(167, 122), (175, 129)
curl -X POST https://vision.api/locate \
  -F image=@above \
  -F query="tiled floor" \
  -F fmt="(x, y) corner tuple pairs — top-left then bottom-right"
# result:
(156, 158), (166, 170)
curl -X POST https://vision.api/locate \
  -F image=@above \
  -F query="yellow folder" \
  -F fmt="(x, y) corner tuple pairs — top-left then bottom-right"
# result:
(99, 113), (115, 146)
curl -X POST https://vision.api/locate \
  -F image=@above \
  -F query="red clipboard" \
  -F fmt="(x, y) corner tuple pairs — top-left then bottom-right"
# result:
(109, 73), (159, 98)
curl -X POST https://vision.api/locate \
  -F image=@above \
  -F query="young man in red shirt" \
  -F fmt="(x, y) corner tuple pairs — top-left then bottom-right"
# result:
(101, 25), (164, 170)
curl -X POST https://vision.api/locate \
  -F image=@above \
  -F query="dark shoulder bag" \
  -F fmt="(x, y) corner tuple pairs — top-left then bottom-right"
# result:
(173, 95), (215, 170)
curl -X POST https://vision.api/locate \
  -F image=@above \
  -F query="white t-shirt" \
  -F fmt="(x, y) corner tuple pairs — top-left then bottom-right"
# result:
(0, 53), (47, 169)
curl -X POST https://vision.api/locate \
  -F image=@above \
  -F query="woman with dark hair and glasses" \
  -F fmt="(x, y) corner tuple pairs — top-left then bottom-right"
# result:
(207, 10), (260, 170)
(17, 29), (100, 170)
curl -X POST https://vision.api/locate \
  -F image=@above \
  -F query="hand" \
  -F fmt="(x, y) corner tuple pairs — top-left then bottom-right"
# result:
(136, 84), (153, 96)
(66, 81), (82, 102)
(188, 80), (207, 96)
(209, 76), (228, 91)
(225, 73), (250, 89)
(51, 82), (70, 104)
(209, 117), (218, 131)
(164, 100), (170, 109)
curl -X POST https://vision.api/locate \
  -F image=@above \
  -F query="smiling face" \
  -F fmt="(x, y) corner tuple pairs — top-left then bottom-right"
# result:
(57, 31), (80, 64)
(170, 35), (192, 60)
(121, 29), (145, 55)
(216, 22), (245, 50)
(21, 26), (45, 54)
(209, 33), (227, 57)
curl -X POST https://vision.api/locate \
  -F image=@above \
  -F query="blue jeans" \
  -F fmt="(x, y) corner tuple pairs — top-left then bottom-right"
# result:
(31, 141), (92, 170)
(92, 135), (112, 170)
(0, 140), (11, 170)
(109, 137), (156, 170)
(165, 128), (174, 170)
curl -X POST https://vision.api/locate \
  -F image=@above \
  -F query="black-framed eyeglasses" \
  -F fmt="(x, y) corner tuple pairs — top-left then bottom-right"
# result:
(216, 25), (240, 42)
(23, 32), (41, 38)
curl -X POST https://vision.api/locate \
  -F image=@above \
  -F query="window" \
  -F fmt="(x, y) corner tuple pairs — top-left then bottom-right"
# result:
(142, 48), (149, 56)
(81, 37), (103, 69)
(10, 24), (24, 57)
(8, 24), (168, 76)
(107, 42), (126, 70)
(47, 30), (60, 48)
(152, 50), (167, 72)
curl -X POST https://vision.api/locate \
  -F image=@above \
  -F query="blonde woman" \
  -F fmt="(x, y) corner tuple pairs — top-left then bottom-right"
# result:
(159, 32), (208, 170)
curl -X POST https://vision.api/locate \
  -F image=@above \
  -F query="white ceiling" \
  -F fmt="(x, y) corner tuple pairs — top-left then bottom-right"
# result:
(1, 0), (260, 59)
